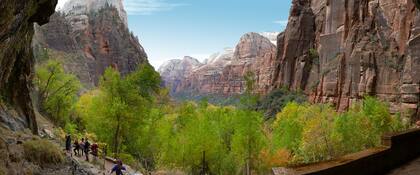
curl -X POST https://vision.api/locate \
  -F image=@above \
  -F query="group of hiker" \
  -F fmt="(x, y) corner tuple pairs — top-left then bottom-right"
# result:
(65, 135), (127, 175)
(65, 135), (98, 161)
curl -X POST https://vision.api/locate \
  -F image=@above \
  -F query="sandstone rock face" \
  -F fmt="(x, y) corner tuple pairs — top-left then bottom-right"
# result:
(158, 56), (203, 94)
(272, 0), (420, 119)
(259, 32), (281, 45)
(33, 2), (148, 87)
(160, 32), (276, 95)
(0, 0), (57, 133)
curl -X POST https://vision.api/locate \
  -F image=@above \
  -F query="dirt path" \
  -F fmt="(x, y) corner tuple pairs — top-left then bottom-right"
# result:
(66, 152), (141, 175)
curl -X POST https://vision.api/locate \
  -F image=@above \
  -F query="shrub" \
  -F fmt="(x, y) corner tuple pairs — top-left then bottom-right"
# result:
(309, 48), (319, 60)
(259, 148), (290, 169)
(64, 122), (78, 135)
(119, 153), (139, 170)
(23, 139), (64, 166)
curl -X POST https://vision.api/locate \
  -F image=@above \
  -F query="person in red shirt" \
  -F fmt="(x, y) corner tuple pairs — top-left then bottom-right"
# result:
(91, 142), (99, 161)
(73, 139), (80, 156)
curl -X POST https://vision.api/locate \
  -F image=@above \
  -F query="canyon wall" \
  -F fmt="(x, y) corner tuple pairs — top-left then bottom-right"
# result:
(272, 0), (420, 118)
(33, 0), (148, 87)
(0, 0), (57, 133)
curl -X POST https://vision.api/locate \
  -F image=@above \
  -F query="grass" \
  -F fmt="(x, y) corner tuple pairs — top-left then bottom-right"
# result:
(23, 139), (64, 166)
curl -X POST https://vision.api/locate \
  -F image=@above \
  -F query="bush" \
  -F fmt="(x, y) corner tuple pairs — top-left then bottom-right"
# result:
(23, 139), (64, 166)
(119, 153), (140, 170)
(64, 122), (78, 135)
(259, 148), (290, 169)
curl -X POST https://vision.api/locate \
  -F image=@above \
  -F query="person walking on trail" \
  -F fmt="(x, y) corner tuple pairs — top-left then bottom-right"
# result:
(84, 138), (91, 161)
(91, 142), (99, 162)
(80, 138), (85, 156)
(73, 139), (80, 156)
(110, 159), (126, 175)
(65, 134), (72, 156)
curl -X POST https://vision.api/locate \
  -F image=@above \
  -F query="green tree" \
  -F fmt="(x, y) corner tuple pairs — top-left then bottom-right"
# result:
(272, 102), (305, 154)
(296, 104), (337, 163)
(34, 60), (81, 126)
(231, 109), (267, 175)
(76, 65), (162, 170)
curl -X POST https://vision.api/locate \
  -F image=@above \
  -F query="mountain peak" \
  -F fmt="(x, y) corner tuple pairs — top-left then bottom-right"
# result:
(60, 0), (128, 26)
(259, 32), (280, 45)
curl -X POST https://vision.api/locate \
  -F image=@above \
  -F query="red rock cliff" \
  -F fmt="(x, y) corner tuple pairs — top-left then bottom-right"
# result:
(273, 0), (420, 118)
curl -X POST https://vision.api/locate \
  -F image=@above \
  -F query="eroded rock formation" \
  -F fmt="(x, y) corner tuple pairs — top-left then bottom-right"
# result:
(33, 2), (148, 87)
(0, 0), (57, 133)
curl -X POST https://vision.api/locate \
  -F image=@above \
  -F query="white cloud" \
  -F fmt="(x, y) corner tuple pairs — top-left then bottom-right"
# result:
(273, 19), (288, 27)
(124, 0), (188, 15)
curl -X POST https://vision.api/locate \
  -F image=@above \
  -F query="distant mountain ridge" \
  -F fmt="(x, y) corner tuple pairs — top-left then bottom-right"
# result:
(159, 32), (276, 95)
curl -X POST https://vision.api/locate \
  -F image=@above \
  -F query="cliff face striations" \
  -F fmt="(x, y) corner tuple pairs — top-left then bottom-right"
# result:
(273, 0), (420, 118)
(0, 0), (57, 133)
(33, 0), (148, 87)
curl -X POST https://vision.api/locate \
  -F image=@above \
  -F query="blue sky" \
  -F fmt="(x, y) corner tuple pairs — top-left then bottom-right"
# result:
(57, 0), (292, 68)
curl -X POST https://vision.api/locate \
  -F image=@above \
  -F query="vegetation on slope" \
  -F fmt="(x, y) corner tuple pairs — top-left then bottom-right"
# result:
(23, 139), (64, 166)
